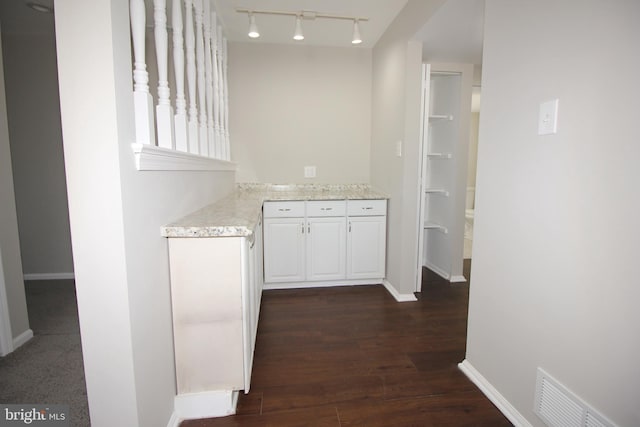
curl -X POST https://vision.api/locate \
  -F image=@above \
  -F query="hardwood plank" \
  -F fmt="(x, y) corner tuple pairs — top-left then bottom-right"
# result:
(180, 264), (512, 426)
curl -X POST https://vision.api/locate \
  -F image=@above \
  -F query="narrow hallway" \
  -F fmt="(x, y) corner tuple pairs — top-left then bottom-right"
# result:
(0, 280), (89, 426)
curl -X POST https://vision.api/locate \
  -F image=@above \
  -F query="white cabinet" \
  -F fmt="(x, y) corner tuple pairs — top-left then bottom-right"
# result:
(306, 201), (346, 281)
(263, 201), (305, 283)
(168, 231), (263, 398)
(244, 215), (263, 380)
(263, 199), (386, 287)
(347, 200), (387, 280)
(264, 200), (346, 283)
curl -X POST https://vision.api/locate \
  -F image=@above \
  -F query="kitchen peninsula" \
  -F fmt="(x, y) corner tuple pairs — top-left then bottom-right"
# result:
(161, 184), (388, 420)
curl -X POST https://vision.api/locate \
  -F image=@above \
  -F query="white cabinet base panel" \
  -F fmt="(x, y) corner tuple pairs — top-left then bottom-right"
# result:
(263, 278), (383, 291)
(174, 390), (239, 420)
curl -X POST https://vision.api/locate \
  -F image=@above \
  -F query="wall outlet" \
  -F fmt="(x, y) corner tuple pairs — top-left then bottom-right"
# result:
(304, 166), (316, 178)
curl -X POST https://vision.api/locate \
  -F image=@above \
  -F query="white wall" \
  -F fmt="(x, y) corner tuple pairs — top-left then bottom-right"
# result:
(55, 1), (235, 426)
(229, 43), (372, 184)
(1, 31), (73, 277)
(0, 27), (30, 343)
(370, 0), (446, 296)
(466, 1), (640, 426)
(467, 112), (479, 190)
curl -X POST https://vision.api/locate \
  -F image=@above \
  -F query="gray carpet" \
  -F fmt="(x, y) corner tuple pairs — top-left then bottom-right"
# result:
(0, 279), (90, 426)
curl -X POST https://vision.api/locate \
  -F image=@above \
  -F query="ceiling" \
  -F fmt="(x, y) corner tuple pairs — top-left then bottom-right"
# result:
(0, 0), (55, 36)
(0, 0), (484, 65)
(213, 0), (408, 48)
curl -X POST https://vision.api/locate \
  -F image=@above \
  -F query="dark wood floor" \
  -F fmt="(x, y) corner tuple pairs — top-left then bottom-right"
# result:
(181, 262), (512, 426)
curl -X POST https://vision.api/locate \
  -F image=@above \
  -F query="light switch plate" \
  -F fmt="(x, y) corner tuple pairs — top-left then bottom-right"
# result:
(304, 166), (316, 178)
(396, 140), (402, 157)
(538, 99), (559, 135)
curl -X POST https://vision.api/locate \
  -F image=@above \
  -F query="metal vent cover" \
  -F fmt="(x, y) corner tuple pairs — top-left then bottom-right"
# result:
(534, 368), (617, 427)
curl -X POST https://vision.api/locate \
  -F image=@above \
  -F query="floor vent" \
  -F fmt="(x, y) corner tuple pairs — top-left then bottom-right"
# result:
(534, 368), (617, 427)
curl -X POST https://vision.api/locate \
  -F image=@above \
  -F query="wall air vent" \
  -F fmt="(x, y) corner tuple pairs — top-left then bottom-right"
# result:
(534, 368), (617, 427)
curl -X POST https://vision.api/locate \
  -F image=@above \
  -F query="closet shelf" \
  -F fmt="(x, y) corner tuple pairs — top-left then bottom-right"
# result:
(424, 222), (448, 234)
(425, 188), (449, 196)
(429, 114), (453, 121)
(426, 152), (452, 159)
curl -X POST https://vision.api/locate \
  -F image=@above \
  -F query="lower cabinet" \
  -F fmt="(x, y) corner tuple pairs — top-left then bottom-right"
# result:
(168, 224), (263, 399)
(347, 200), (387, 280)
(263, 199), (386, 285)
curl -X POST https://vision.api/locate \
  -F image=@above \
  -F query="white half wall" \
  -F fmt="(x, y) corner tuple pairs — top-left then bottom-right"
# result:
(55, 1), (235, 426)
(466, 1), (640, 426)
(228, 43), (372, 184)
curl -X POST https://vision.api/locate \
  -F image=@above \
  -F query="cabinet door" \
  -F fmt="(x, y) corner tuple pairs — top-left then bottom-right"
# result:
(306, 217), (346, 281)
(263, 218), (305, 283)
(347, 216), (386, 279)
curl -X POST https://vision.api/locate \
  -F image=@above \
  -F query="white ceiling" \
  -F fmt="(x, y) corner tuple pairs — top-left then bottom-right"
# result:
(213, 0), (408, 48)
(0, 0), (485, 66)
(414, 0), (485, 65)
(0, 0), (55, 36)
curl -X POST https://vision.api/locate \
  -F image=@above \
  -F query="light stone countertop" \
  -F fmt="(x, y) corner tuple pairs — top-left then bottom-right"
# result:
(161, 184), (389, 240)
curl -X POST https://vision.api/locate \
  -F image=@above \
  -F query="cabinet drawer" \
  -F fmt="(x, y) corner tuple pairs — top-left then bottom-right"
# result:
(263, 201), (305, 218)
(347, 199), (387, 216)
(306, 200), (346, 217)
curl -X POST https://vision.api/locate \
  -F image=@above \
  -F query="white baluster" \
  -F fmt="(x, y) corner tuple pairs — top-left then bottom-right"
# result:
(217, 26), (226, 160)
(172, 0), (188, 152)
(130, 0), (155, 145)
(185, 0), (199, 154)
(154, 0), (175, 149)
(195, 0), (208, 156)
(211, 13), (222, 159)
(204, 0), (215, 158)
(223, 37), (230, 160)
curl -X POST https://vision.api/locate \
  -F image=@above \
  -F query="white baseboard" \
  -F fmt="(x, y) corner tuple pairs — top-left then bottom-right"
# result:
(424, 262), (450, 280)
(382, 279), (417, 302)
(13, 328), (33, 350)
(458, 359), (533, 427)
(263, 278), (383, 291)
(166, 410), (182, 427)
(23, 272), (75, 281)
(174, 390), (238, 421)
(450, 275), (467, 283)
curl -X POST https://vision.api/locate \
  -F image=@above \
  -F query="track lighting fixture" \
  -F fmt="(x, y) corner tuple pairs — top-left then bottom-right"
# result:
(352, 20), (362, 45)
(237, 9), (368, 45)
(293, 16), (304, 41)
(248, 13), (260, 38)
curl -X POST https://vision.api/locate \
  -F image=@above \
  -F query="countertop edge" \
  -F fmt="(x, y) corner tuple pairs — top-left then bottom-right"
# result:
(161, 185), (389, 239)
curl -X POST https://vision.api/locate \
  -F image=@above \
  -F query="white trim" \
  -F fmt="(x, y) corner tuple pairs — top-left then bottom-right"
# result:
(458, 359), (533, 427)
(12, 328), (33, 350)
(174, 390), (238, 420)
(166, 411), (182, 427)
(382, 279), (418, 302)
(450, 275), (467, 283)
(23, 272), (75, 281)
(263, 278), (383, 291)
(424, 261), (451, 280)
(0, 250), (13, 356)
(132, 144), (237, 171)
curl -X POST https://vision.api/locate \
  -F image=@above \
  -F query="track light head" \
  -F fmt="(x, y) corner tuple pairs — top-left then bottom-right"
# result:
(293, 16), (304, 41)
(352, 20), (362, 45)
(248, 13), (260, 38)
